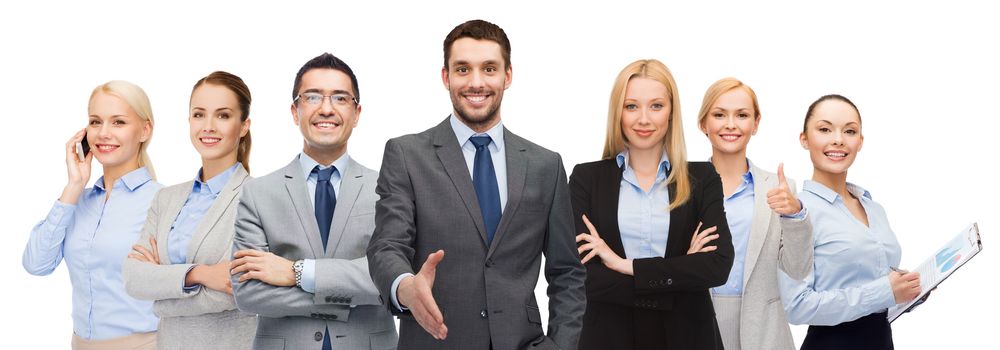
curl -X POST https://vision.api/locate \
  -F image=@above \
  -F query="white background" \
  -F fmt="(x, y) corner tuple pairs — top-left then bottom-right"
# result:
(1, 1), (996, 348)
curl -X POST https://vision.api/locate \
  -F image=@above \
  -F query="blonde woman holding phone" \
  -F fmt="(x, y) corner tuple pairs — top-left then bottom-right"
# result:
(23, 80), (161, 349)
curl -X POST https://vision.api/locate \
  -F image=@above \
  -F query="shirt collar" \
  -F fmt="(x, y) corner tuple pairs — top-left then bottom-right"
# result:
(616, 149), (671, 180)
(194, 163), (240, 195)
(93, 167), (152, 192)
(707, 157), (754, 185)
(449, 114), (505, 152)
(299, 151), (350, 179)
(804, 180), (872, 203)
(741, 171), (754, 185)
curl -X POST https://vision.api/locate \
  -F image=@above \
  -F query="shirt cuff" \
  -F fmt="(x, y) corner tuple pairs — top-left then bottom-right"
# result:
(391, 273), (415, 312)
(865, 274), (897, 311)
(781, 202), (807, 220)
(300, 259), (317, 293)
(182, 265), (201, 293)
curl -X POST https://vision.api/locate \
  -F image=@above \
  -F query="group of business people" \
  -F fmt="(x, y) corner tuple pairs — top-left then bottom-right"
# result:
(23, 19), (924, 350)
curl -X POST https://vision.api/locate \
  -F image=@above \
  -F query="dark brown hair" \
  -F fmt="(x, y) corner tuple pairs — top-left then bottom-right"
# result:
(192, 71), (252, 172)
(803, 94), (861, 133)
(292, 53), (360, 103)
(443, 19), (511, 69)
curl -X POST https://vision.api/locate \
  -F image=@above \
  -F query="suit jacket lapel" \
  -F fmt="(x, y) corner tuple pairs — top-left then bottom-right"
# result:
(159, 186), (189, 262)
(602, 160), (627, 257)
(186, 165), (249, 262)
(743, 163), (772, 289)
(487, 128), (525, 258)
(432, 118), (489, 247)
(326, 158), (363, 258)
(283, 157), (325, 258)
(664, 166), (685, 258)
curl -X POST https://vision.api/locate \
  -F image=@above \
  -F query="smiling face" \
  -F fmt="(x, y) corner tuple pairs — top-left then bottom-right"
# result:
(291, 68), (360, 159)
(189, 83), (249, 165)
(700, 88), (759, 156)
(800, 99), (863, 177)
(621, 77), (671, 153)
(87, 91), (150, 170)
(442, 37), (512, 131)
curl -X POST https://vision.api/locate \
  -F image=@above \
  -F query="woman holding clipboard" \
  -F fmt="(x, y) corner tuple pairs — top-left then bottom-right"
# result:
(777, 94), (921, 350)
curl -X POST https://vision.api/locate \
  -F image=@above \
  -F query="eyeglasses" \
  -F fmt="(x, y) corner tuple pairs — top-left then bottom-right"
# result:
(295, 92), (358, 106)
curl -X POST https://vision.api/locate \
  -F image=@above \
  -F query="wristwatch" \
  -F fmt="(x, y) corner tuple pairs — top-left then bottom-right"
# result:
(293, 260), (305, 287)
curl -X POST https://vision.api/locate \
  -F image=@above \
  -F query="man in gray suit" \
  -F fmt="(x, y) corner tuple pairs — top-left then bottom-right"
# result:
(367, 20), (586, 350)
(231, 53), (397, 350)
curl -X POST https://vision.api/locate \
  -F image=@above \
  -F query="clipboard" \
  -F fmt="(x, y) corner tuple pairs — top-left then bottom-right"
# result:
(888, 222), (983, 322)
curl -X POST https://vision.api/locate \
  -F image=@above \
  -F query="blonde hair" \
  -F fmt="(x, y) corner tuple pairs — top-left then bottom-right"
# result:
(696, 77), (761, 127)
(90, 80), (156, 180)
(602, 59), (690, 210)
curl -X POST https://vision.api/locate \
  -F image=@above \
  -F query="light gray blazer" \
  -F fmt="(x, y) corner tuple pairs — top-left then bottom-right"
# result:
(123, 165), (256, 350)
(232, 156), (397, 350)
(712, 163), (813, 350)
(367, 118), (586, 350)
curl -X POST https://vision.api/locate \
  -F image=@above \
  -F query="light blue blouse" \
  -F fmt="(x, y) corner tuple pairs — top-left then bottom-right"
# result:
(23, 167), (161, 339)
(712, 170), (754, 296)
(778, 180), (901, 326)
(167, 163), (240, 265)
(615, 150), (671, 259)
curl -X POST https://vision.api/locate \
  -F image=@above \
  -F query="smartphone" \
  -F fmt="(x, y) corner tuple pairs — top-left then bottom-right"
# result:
(76, 133), (90, 161)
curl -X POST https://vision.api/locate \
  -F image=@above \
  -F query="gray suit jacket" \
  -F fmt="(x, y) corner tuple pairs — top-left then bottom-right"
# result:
(367, 118), (587, 350)
(123, 165), (257, 350)
(712, 163), (813, 350)
(232, 156), (397, 350)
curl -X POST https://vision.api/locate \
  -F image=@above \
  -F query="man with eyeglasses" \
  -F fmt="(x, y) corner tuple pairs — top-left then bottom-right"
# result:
(368, 20), (586, 350)
(230, 53), (397, 350)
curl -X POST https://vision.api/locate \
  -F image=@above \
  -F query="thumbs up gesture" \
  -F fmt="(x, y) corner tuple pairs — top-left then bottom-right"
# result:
(767, 163), (802, 216)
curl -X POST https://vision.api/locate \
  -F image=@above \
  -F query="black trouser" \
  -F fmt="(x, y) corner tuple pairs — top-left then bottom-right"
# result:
(800, 311), (893, 350)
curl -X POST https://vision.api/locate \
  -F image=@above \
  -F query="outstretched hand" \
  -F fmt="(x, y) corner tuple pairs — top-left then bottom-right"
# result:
(398, 250), (448, 340)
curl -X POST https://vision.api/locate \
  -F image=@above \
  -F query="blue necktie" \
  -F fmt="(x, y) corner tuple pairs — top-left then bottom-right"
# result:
(314, 166), (337, 251)
(313, 165), (336, 350)
(469, 136), (501, 245)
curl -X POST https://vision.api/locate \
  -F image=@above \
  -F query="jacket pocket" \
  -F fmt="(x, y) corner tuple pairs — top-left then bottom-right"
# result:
(526, 305), (542, 324)
(369, 329), (398, 350)
(253, 335), (284, 350)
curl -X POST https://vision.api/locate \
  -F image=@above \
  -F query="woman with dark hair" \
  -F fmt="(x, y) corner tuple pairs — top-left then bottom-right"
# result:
(571, 59), (734, 350)
(778, 95), (921, 350)
(122, 71), (256, 350)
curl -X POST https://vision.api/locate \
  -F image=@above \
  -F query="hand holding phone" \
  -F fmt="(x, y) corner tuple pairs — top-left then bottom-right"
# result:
(60, 128), (93, 204)
(76, 135), (90, 162)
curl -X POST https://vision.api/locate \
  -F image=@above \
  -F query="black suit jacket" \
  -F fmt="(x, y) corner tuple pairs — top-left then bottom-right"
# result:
(569, 159), (734, 350)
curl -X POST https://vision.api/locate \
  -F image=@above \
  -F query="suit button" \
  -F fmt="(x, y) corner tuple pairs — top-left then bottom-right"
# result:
(649, 281), (655, 286)
(314, 332), (323, 341)
(486, 259), (493, 267)
(325, 296), (333, 302)
(331, 314), (338, 320)
(666, 278), (673, 285)
(481, 309), (488, 318)
(310, 313), (317, 318)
